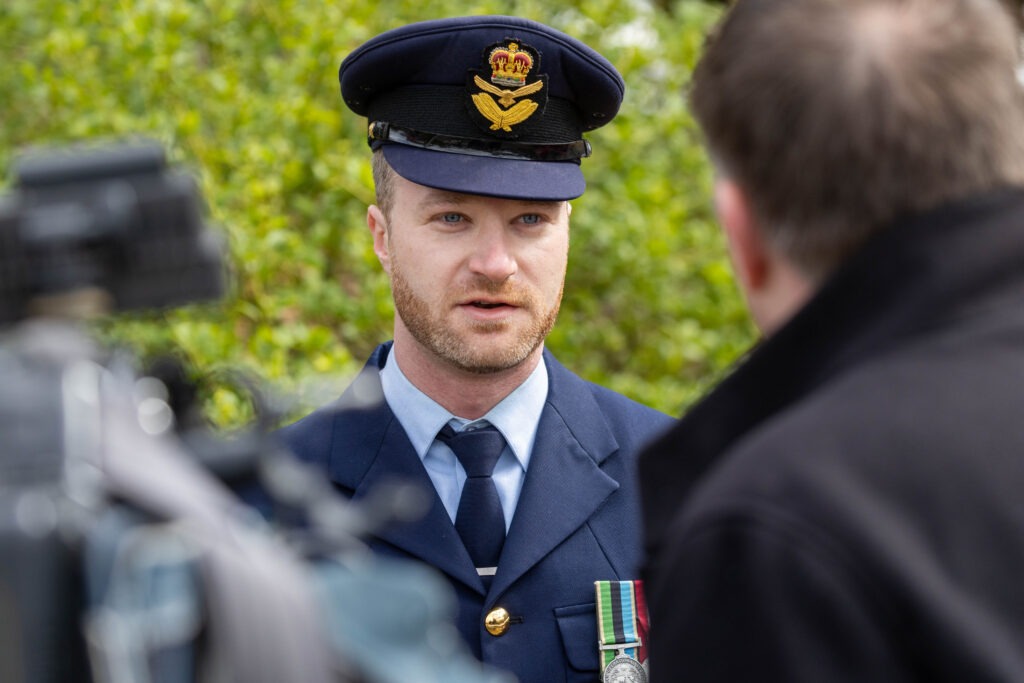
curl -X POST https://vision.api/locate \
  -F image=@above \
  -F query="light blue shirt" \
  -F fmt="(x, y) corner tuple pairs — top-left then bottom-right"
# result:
(379, 351), (548, 531)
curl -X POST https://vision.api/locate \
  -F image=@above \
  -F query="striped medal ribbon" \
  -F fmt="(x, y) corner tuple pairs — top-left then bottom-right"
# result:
(595, 580), (649, 682)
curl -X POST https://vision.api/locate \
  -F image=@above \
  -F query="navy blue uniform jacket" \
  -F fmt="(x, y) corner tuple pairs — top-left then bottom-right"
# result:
(280, 343), (673, 683)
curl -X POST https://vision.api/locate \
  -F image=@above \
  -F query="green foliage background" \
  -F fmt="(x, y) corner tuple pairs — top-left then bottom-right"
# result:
(0, 0), (754, 426)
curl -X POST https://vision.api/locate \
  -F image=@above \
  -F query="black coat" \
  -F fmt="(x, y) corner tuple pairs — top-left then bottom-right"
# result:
(639, 190), (1024, 682)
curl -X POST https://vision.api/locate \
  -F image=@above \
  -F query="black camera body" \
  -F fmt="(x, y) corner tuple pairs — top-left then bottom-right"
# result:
(0, 140), (227, 682)
(0, 141), (344, 683)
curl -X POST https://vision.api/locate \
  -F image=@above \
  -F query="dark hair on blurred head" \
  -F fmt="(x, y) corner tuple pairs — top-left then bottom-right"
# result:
(690, 0), (1024, 280)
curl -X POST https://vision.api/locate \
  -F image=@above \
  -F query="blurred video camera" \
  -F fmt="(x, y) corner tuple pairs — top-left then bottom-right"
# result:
(0, 140), (514, 683)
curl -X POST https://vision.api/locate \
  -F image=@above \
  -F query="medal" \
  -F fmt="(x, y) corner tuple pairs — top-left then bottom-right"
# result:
(595, 580), (649, 683)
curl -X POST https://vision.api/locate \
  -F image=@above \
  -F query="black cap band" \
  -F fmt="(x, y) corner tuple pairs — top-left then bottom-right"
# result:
(368, 121), (591, 162)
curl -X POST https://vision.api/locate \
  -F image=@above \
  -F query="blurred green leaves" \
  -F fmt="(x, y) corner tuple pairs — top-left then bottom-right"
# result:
(1, 0), (754, 426)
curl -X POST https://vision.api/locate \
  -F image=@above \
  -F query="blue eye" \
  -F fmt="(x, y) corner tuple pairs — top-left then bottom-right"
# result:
(441, 213), (463, 223)
(521, 214), (541, 225)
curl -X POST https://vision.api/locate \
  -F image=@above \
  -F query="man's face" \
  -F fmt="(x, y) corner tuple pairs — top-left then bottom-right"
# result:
(370, 173), (570, 375)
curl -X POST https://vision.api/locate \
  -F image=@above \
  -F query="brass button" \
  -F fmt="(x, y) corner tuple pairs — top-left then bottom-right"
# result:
(485, 607), (511, 636)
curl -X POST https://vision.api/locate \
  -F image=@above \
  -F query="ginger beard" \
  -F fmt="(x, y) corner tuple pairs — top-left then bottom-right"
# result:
(389, 252), (563, 374)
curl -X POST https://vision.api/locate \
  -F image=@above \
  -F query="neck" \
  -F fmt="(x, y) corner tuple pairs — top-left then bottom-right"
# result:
(391, 330), (542, 420)
(752, 255), (817, 337)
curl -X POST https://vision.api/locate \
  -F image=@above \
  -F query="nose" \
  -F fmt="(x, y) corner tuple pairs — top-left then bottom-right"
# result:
(467, 224), (517, 282)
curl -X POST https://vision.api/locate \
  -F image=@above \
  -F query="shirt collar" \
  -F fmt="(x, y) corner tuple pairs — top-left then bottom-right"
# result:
(379, 350), (549, 471)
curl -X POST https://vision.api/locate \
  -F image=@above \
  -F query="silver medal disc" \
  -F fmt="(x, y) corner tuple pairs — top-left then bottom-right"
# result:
(602, 653), (647, 683)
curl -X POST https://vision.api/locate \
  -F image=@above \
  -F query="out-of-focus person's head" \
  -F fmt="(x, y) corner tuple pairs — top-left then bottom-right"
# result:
(691, 0), (1024, 283)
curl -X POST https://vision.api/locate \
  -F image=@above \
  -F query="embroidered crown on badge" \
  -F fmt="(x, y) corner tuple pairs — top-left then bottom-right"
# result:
(489, 42), (533, 86)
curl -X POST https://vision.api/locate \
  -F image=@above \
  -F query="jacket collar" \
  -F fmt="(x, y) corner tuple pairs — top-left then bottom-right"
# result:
(639, 188), (1024, 558)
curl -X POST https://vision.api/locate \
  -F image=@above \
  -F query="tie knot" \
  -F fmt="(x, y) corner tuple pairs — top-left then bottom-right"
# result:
(437, 424), (506, 478)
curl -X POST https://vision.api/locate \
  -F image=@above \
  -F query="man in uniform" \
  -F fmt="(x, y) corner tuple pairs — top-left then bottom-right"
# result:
(640, 0), (1024, 680)
(280, 16), (672, 682)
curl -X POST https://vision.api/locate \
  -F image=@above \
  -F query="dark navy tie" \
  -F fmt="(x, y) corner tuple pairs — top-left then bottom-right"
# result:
(437, 424), (507, 578)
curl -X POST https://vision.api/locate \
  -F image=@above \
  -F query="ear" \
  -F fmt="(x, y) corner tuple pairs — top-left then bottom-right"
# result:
(367, 204), (391, 275)
(715, 178), (769, 292)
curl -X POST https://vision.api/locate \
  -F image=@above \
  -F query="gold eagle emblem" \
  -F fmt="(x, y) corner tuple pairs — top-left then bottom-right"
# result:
(471, 74), (544, 132)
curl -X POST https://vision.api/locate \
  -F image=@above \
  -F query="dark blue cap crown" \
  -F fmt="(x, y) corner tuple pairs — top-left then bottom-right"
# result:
(339, 16), (624, 201)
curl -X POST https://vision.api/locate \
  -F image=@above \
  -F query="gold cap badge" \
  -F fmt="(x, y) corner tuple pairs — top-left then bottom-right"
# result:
(467, 39), (548, 137)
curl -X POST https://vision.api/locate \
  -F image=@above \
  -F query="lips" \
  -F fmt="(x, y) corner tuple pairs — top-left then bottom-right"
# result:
(469, 300), (512, 309)
(454, 283), (532, 316)
(458, 292), (524, 309)
(456, 295), (526, 319)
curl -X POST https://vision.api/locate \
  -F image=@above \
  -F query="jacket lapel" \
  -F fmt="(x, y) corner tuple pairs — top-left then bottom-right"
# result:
(326, 343), (482, 592)
(489, 352), (621, 598)
(353, 419), (482, 591)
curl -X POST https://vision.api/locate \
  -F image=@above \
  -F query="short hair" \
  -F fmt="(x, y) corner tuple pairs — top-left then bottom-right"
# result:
(690, 0), (1024, 280)
(371, 149), (397, 218)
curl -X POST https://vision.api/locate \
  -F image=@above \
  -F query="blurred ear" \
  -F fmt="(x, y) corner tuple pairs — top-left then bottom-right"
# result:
(715, 178), (769, 292)
(367, 204), (391, 275)
(715, 178), (816, 335)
